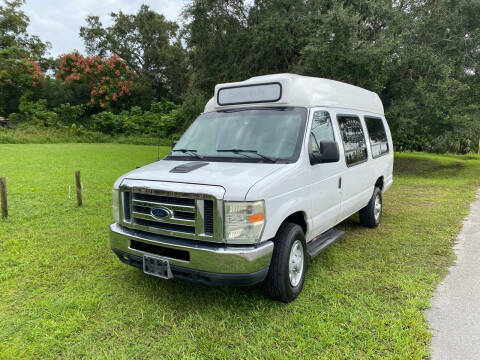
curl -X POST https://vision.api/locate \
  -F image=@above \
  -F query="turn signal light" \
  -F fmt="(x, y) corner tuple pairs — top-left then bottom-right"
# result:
(249, 213), (264, 223)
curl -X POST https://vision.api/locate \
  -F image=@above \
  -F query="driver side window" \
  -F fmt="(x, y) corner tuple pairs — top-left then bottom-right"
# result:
(310, 111), (335, 152)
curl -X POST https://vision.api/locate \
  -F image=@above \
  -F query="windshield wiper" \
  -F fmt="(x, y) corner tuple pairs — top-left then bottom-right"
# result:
(171, 148), (204, 160)
(216, 149), (277, 163)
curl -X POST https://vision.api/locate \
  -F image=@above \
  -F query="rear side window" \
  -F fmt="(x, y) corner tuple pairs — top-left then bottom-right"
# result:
(310, 111), (335, 152)
(337, 115), (368, 166)
(365, 117), (389, 158)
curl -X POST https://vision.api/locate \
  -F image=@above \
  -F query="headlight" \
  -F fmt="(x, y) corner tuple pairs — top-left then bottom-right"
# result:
(112, 189), (120, 223)
(224, 201), (265, 244)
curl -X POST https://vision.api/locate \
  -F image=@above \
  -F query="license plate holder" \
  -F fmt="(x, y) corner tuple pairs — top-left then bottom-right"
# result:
(143, 255), (173, 279)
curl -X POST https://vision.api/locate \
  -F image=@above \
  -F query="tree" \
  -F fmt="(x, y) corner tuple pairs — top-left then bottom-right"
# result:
(382, 0), (480, 152)
(56, 51), (134, 109)
(183, 0), (480, 153)
(182, 0), (250, 95)
(80, 5), (188, 103)
(0, 0), (49, 115)
(0, 0), (48, 57)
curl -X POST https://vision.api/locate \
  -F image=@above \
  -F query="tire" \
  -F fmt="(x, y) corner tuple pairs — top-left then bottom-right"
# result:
(264, 223), (307, 303)
(359, 187), (382, 228)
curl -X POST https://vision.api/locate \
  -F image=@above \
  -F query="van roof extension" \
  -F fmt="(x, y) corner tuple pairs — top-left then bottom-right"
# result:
(204, 73), (384, 115)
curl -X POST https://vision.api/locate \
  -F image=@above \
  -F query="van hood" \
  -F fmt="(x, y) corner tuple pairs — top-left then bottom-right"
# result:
(117, 159), (285, 200)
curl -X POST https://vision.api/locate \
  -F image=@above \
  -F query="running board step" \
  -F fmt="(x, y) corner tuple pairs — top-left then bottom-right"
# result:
(307, 228), (345, 258)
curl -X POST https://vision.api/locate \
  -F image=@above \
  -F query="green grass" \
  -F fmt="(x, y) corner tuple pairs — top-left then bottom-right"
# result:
(0, 145), (479, 359)
(0, 126), (171, 146)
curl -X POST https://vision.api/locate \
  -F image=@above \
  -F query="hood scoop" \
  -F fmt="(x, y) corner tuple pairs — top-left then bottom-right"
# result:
(170, 161), (209, 173)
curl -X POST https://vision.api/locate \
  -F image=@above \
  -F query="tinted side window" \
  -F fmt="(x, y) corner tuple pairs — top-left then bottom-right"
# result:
(310, 111), (335, 152)
(337, 115), (368, 166)
(365, 117), (389, 158)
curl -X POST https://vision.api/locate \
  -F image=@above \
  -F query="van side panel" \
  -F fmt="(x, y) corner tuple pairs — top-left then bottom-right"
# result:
(248, 107), (394, 244)
(246, 162), (315, 242)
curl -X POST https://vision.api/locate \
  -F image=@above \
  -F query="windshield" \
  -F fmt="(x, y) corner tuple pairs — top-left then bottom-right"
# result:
(167, 107), (307, 163)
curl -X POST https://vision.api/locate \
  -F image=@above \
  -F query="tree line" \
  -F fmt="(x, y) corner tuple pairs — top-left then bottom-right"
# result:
(1, 0), (479, 152)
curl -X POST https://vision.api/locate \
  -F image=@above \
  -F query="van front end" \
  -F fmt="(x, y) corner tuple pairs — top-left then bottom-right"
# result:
(110, 179), (273, 286)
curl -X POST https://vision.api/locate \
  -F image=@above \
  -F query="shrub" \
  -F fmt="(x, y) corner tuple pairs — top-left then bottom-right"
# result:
(54, 103), (85, 125)
(91, 111), (122, 135)
(68, 123), (86, 136)
(426, 133), (475, 154)
(17, 96), (58, 127)
(90, 101), (181, 136)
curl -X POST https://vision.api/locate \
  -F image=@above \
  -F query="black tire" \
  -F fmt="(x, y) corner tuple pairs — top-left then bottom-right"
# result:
(264, 223), (307, 303)
(359, 187), (382, 228)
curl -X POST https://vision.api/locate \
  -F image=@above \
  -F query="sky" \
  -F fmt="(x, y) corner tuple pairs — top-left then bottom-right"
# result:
(22, 0), (189, 57)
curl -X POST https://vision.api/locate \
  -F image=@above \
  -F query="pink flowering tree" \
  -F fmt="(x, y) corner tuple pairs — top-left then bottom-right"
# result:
(24, 59), (45, 87)
(56, 51), (134, 108)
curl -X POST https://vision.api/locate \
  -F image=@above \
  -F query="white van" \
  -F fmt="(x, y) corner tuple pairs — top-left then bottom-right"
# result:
(110, 74), (393, 302)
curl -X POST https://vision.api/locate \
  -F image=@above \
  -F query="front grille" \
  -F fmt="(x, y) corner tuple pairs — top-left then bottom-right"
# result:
(133, 205), (150, 214)
(134, 217), (195, 234)
(133, 192), (195, 206)
(174, 210), (195, 220)
(119, 185), (222, 243)
(123, 192), (131, 222)
(204, 200), (214, 235)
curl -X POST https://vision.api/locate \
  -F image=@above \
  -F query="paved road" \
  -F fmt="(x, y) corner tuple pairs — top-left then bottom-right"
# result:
(426, 190), (480, 360)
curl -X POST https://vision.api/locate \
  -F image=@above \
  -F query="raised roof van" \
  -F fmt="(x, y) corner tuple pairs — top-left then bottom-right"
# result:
(110, 74), (393, 302)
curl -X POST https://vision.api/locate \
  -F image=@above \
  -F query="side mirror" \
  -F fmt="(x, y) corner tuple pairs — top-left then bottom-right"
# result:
(310, 141), (340, 165)
(172, 140), (178, 148)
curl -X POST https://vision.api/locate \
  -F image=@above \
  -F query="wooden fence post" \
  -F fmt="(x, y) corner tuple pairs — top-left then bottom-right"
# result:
(75, 171), (82, 206)
(0, 177), (7, 218)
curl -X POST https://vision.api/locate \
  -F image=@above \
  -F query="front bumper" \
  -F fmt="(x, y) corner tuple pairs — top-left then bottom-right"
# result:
(110, 223), (274, 286)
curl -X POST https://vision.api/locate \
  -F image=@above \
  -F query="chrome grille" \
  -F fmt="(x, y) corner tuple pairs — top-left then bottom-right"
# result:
(123, 192), (131, 222)
(118, 182), (222, 243)
(204, 200), (214, 235)
(132, 192), (195, 206)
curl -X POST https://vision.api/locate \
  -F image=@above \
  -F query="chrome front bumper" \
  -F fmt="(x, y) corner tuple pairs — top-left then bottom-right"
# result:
(110, 223), (274, 284)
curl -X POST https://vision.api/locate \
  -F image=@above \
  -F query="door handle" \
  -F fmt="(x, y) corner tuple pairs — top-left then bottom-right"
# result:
(338, 177), (342, 189)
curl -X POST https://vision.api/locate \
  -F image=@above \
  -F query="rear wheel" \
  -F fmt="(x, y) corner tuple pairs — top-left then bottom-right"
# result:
(264, 223), (307, 303)
(359, 187), (382, 228)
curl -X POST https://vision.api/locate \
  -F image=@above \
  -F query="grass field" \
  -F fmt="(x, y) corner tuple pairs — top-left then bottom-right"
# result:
(0, 144), (479, 359)
(0, 126), (168, 146)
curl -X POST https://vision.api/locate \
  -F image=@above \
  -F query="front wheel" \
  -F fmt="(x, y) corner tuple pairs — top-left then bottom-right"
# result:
(264, 223), (307, 303)
(359, 187), (383, 228)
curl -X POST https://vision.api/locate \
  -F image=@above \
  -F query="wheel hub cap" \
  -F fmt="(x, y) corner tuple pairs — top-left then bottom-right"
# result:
(289, 240), (304, 287)
(374, 194), (382, 221)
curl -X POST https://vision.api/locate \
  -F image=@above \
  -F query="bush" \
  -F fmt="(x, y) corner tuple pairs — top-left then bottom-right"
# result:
(17, 96), (58, 127)
(54, 103), (85, 125)
(426, 133), (476, 154)
(91, 111), (122, 135)
(91, 100), (182, 136)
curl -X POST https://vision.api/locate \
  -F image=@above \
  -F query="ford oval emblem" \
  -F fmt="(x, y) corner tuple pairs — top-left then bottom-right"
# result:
(151, 207), (170, 219)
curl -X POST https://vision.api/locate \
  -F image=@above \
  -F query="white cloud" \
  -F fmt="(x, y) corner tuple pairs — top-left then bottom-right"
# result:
(22, 0), (188, 57)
